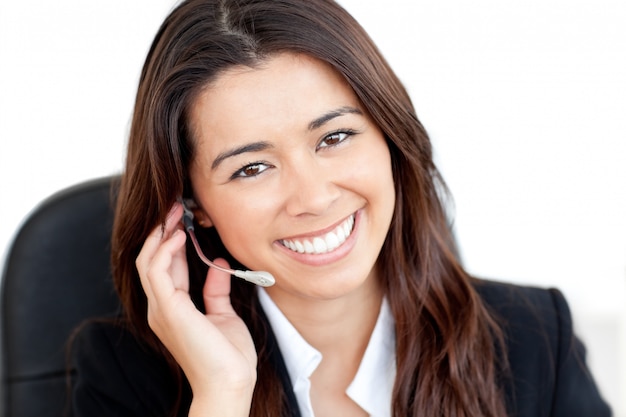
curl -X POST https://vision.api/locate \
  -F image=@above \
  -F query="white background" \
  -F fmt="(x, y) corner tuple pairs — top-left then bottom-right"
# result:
(1, 0), (624, 413)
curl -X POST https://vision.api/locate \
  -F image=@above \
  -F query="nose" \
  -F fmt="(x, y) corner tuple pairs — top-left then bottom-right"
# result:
(282, 156), (341, 217)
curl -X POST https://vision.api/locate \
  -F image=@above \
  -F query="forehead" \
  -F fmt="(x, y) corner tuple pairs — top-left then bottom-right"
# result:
(204, 53), (351, 101)
(189, 53), (362, 149)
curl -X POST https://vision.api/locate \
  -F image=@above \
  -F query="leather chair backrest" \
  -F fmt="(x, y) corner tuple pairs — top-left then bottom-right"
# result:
(1, 176), (121, 417)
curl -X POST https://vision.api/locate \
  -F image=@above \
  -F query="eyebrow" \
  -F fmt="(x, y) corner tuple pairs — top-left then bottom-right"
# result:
(211, 106), (363, 170)
(211, 141), (273, 170)
(308, 106), (363, 131)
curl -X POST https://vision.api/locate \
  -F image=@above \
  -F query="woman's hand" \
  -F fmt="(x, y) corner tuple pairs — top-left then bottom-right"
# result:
(135, 203), (257, 416)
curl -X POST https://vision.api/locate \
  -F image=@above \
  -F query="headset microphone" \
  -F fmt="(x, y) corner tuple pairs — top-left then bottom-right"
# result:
(180, 200), (275, 287)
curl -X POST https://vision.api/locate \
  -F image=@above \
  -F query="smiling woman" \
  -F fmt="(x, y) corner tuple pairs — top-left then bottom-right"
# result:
(188, 54), (395, 303)
(68, 1), (612, 416)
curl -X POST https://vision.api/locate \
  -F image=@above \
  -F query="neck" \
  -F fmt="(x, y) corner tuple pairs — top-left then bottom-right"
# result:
(266, 273), (384, 356)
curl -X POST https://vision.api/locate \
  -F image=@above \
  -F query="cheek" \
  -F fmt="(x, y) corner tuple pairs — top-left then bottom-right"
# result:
(348, 138), (394, 190)
(362, 140), (395, 220)
(207, 199), (272, 261)
(209, 203), (250, 237)
(212, 220), (257, 266)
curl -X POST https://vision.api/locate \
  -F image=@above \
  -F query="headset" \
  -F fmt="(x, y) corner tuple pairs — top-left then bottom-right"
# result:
(180, 199), (275, 287)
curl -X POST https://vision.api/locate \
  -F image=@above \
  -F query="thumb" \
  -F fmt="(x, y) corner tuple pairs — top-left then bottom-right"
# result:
(203, 258), (236, 316)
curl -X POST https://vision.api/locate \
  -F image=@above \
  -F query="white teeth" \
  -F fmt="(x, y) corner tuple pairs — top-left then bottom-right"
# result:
(325, 232), (339, 251)
(313, 237), (327, 253)
(336, 225), (346, 242)
(281, 214), (355, 255)
(343, 219), (352, 237)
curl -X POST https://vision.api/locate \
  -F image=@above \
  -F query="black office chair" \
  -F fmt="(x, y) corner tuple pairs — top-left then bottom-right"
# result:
(0, 176), (121, 417)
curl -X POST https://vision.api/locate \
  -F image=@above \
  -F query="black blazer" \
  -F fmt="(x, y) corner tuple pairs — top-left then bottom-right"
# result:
(70, 280), (612, 416)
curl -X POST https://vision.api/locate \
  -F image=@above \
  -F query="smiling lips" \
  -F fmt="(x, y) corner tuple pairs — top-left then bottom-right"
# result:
(280, 214), (355, 255)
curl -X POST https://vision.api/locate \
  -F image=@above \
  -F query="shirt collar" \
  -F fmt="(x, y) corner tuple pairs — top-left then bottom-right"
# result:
(258, 288), (321, 417)
(258, 288), (396, 417)
(346, 297), (396, 416)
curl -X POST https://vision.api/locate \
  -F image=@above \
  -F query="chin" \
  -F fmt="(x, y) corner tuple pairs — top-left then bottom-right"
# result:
(276, 268), (377, 301)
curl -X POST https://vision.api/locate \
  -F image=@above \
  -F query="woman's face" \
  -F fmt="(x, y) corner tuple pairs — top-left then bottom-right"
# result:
(189, 53), (395, 302)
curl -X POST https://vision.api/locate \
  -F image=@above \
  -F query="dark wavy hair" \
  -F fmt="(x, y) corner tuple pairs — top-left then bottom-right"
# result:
(111, 0), (508, 416)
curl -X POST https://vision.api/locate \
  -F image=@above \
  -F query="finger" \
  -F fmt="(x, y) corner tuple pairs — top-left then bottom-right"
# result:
(203, 258), (237, 316)
(141, 229), (191, 308)
(135, 203), (188, 299)
(136, 203), (183, 268)
(136, 203), (182, 272)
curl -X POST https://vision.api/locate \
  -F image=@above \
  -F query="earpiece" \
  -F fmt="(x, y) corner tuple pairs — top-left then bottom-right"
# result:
(181, 198), (197, 231)
(178, 198), (275, 287)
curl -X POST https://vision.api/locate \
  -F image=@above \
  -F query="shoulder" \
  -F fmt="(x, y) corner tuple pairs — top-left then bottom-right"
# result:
(473, 277), (564, 314)
(472, 279), (568, 382)
(473, 278), (568, 343)
(70, 319), (189, 416)
(472, 279), (566, 387)
(472, 279), (612, 417)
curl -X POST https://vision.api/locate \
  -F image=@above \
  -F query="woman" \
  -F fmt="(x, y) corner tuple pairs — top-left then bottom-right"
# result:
(71, 0), (611, 416)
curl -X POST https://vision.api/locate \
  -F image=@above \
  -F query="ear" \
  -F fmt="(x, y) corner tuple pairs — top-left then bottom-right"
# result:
(182, 198), (213, 228)
(192, 207), (213, 228)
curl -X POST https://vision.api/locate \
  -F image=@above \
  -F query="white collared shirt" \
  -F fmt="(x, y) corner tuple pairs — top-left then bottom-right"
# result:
(258, 288), (396, 417)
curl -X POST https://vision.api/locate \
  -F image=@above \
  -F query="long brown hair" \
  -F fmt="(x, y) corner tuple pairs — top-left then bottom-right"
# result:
(112, 0), (508, 416)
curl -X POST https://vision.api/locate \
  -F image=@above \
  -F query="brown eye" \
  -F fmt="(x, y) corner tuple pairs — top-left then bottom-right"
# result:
(323, 133), (344, 146)
(232, 162), (270, 179)
(317, 130), (356, 149)
(243, 165), (261, 176)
